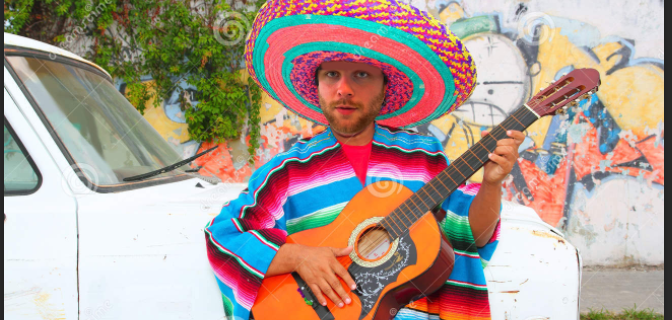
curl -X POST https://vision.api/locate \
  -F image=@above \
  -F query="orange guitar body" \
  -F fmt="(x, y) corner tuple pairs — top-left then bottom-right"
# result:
(252, 181), (455, 320)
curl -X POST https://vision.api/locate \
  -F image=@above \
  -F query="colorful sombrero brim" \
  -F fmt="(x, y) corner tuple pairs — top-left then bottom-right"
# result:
(245, 0), (477, 128)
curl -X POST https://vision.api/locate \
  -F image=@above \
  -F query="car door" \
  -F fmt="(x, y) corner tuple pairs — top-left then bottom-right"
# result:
(4, 86), (79, 320)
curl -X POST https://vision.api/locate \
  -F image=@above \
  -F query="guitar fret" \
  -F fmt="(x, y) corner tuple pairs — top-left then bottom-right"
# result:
(474, 141), (492, 155)
(459, 157), (475, 171)
(435, 172), (454, 190)
(495, 125), (509, 137)
(408, 195), (429, 218)
(403, 202), (417, 229)
(387, 211), (404, 235)
(481, 133), (499, 145)
(440, 170), (458, 187)
(402, 202), (416, 223)
(391, 215), (405, 238)
(427, 180), (442, 196)
(413, 193), (430, 210)
(451, 166), (466, 179)
(510, 114), (525, 127)
(380, 219), (399, 238)
(392, 209), (410, 230)
(407, 196), (425, 218)
(420, 188), (437, 205)
(467, 149), (483, 164)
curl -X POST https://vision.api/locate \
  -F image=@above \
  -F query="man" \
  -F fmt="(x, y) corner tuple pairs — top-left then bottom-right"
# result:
(205, 1), (525, 319)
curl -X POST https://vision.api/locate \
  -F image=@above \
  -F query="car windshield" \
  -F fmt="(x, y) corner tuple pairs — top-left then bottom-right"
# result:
(7, 56), (190, 188)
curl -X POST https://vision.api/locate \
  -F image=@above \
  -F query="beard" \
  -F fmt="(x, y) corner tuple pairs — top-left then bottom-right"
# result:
(319, 90), (385, 135)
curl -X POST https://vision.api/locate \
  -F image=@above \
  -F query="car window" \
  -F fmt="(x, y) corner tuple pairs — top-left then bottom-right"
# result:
(5, 56), (189, 188)
(4, 117), (42, 195)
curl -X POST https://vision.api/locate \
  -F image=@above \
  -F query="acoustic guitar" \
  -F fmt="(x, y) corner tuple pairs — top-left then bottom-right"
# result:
(252, 69), (602, 320)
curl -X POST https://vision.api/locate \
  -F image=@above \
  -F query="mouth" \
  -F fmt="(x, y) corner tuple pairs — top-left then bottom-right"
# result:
(335, 105), (357, 115)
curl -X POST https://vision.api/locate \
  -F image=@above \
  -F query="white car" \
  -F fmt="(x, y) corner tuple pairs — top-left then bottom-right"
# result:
(3, 33), (582, 320)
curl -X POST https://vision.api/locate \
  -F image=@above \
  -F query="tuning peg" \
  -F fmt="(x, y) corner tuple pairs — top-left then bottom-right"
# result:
(581, 94), (591, 101)
(569, 101), (579, 108)
(556, 107), (568, 115)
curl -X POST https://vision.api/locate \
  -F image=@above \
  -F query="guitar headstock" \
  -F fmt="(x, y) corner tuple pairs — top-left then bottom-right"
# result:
(529, 69), (602, 117)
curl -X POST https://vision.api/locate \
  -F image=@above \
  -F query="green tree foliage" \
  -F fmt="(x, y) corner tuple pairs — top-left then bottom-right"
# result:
(5, 0), (264, 162)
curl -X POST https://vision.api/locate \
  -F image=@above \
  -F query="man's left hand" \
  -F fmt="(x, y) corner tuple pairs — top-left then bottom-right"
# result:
(481, 130), (526, 185)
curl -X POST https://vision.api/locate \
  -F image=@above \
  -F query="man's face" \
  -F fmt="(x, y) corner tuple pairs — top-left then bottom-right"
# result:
(317, 61), (386, 135)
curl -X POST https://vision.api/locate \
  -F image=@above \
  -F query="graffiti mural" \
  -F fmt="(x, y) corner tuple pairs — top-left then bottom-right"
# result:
(128, 0), (663, 265)
(422, 4), (665, 223)
(419, 1), (664, 265)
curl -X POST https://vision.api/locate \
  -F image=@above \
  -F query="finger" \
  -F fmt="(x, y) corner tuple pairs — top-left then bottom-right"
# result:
(319, 279), (343, 308)
(497, 139), (517, 147)
(488, 153), (510, 168)
(326, 271), (351, 306)
(310, 283), (327, 307)
(494, 146), (517, 158)
(333, 262), (357, 291)
(333, 246), (353, 257)
(507, 130), (526, 144)
(481, 131), (490, 138)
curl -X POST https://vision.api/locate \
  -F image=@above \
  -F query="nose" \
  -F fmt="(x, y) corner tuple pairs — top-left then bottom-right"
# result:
(336, 76), (354, 99)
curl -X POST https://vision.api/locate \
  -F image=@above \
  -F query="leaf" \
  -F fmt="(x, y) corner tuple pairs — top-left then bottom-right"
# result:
(10, 0), (265, 163)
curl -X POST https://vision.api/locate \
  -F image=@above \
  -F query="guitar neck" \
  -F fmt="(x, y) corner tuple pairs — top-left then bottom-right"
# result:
(380, 105), (541, 238)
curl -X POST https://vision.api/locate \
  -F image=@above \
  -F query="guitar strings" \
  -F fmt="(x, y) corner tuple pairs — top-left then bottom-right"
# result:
(384, 106), (535, 236)
(342, 126), (531, 282)
(346, 84), (593, 283)
(394, 102), (542, 226)
(388, 91), (572, 232)
(350, 106), (536, 260)
(346, 105), (539, 270)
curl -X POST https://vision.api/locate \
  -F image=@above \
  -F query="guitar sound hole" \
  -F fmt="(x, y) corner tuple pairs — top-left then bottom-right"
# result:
(357, 227), (392, 261)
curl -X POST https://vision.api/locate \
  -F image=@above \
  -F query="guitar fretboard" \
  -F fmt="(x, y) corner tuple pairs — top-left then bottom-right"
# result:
(380, 105), (540, 239)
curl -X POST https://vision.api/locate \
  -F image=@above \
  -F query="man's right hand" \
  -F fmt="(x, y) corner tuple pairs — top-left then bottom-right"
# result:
(266, 243), (357, 308)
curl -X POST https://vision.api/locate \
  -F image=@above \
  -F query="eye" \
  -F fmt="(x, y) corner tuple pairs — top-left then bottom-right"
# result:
(326, 71), (339, 78)
(355, 72), (369, 78)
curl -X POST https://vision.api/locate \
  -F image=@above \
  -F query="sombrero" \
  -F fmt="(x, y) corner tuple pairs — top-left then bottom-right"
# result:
(244, 0), (477, 128)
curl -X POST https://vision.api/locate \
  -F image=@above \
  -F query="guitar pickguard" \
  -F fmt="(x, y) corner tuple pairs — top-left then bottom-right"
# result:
(349, 233), (417, 319)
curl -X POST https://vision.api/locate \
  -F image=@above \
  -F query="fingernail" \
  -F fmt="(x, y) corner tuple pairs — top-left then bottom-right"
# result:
(338, 302), (344, 308)
(345, 298), (352, 304)
(489, 153), (494, 159)
(351, 284), (357, 290)
(507, 130), (513, 136)
(322, 302), (327, 306)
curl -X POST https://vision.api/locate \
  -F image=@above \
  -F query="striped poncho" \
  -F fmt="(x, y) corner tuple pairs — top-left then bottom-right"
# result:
(205, 123), (501, 319)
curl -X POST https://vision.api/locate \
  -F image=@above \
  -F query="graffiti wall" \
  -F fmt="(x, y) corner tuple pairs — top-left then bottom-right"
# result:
(129, 0), (664, 266)
(415, 0), (665, 267)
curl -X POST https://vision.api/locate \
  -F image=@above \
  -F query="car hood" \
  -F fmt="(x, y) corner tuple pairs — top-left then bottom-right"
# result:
(73, 176), (563, 234)
(74, 177), (248, 216)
